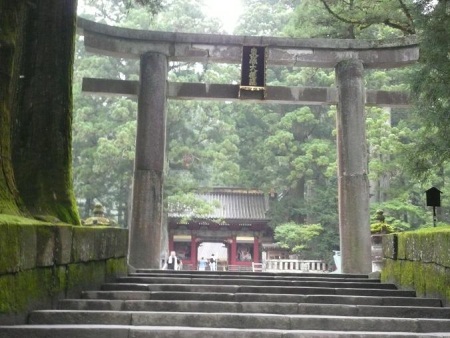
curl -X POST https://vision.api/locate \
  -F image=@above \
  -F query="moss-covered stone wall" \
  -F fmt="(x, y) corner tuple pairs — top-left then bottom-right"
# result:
(0, 223), (128, 324)
(381, 227), (450, 306)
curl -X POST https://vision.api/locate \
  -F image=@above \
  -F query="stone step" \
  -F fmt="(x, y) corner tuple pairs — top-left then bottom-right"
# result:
(100, 283), (417, 297)
(57, 299), (450, 318)
(135, 269), (370, 279)
(81, 290), (443, 307)
(1, 325), (448, 338)
(26, 310), (450, 333)
(2, 270), (449, 337)
(117, 276), (394, 289)
(129, 272), (377, 283)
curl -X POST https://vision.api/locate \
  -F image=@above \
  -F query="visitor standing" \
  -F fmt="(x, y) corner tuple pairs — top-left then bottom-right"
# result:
(198, 257), (208, 271)
(166, 251), (178, 270)
(209, 254), (217, 271)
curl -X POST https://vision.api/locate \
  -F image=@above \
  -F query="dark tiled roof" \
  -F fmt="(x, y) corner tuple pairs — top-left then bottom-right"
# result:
(169, 188), (270, 221)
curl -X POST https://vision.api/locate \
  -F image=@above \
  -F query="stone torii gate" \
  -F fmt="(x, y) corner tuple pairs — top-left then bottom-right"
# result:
(78, 18), (418, 273)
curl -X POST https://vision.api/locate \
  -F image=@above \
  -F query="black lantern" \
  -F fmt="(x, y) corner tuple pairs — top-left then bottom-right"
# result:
(425, 187), (442, 227)
(426, 187), (441, 207)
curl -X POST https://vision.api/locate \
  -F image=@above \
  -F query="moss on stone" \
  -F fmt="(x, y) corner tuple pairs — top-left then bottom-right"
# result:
(14, 269), (50, 311)
(0, 214), (46, 226)
(399, 260), (415, 287)
(424, 264), (449, 301)
(0, 274), (16, 313)
(434, 231), (450, 266)
(48, 266), (68, 299)
(382, 226), (450, 305)
(0, 224), (20, 274)
(0, 222), (128, 318)
(105, 258), (127, 282)
(66, 261), (106, 298)
(0, 269), (51, 314)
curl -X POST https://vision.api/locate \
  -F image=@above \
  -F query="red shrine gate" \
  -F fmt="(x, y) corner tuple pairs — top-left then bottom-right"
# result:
(168, 188), (274, 270)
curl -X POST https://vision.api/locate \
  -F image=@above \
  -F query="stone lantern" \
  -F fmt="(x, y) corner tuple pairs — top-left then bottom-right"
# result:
(83, 202), (115, 226)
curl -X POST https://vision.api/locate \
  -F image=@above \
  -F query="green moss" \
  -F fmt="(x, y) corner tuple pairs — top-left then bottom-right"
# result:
(435, 231), (450, 266)
(54, 201), (81, 226)
(0, 214), (47, 226)
(414, 225), (450, 233)
(0, 274), (16, 313)
(423, 264), (449, 301)
(0, 268), (57, 314)
(399, 260), (415, 287)
(0, 222), (128, 316)
(371, 222), (395, 234)
(14, 269), (49, 311)
(382, 259), (450, 305)
(0, 224), (20, 274)
(67, 261), (106, 293)
(48, 266), (68, 298)
(105, 258), (127, 282)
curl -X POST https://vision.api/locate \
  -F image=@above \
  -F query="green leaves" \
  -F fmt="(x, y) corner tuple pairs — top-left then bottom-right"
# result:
(274, 222), (323, 254)
(408, 0), (450, 172)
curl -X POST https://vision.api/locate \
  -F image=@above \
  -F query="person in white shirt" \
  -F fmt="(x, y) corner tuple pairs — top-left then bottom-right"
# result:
(166, 251), (178, 270)
(209, 254), (217, 271)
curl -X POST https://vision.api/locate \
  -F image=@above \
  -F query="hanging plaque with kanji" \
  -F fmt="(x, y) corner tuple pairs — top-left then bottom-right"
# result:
(239, 45), (266, 99)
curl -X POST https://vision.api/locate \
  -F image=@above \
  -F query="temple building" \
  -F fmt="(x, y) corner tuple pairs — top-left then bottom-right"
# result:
(168, 188), (275, 270)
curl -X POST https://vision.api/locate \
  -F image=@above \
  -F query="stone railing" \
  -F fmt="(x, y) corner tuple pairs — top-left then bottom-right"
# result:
(265, 259), (328, 273)
(0, 223), (128, 324)
(381, 228), (450, 306)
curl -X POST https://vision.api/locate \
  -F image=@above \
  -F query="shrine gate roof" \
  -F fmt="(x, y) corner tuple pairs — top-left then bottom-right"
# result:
(169, 188), (270, 221)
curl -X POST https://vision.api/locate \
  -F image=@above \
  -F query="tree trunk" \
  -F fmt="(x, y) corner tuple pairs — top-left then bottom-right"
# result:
(11, 0), (80, 224)
(290, 176), (306, 224)
(0, 1), (25, 215)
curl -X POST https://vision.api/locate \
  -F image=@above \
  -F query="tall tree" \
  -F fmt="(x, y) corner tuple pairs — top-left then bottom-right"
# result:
(11, 0), (80, 224)
(0, 0), (80, 223)
(0, 0), (161, 222)
(0, 1), (24, 216)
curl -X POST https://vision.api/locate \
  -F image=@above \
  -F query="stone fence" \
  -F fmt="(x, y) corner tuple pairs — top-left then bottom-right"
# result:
(0, 223), (128, 324)
(381, 228), (450, 306)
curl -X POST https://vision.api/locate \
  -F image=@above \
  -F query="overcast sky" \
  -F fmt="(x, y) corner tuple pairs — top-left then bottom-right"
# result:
(204, 0), (243, 33)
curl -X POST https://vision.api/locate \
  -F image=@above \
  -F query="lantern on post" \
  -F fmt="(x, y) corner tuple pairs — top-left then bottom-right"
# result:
(425, 187), (442, 227)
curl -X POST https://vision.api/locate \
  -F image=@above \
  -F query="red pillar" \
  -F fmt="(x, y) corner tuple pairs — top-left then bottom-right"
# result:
(230, 236), (237, 265)
(253, 236), (260, 263)
(190, 235), (197, 268)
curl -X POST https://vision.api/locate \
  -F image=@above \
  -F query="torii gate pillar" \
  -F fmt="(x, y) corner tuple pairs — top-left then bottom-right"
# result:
(335, 59), (372, 273)
(128, 52), (168, 269)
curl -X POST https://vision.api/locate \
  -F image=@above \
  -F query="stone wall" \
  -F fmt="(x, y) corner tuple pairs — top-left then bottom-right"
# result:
(381, 228), (450, 306)
(0, 223), (128, 324)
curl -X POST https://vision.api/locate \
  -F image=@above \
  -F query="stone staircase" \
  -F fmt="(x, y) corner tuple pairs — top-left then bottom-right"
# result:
(1, 270), (450, 337)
